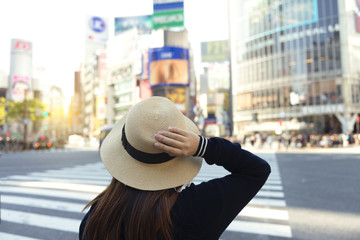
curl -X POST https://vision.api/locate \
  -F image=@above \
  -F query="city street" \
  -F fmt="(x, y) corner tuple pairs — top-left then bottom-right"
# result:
(0, 147), (359, 240)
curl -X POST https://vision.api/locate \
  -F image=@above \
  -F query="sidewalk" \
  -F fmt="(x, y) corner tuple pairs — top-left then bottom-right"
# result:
(245, 144), (360, 154)
(64, 143), (99, 151)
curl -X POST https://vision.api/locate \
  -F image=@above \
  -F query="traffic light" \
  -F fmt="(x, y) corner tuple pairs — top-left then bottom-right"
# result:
(42, 112), (48, 117)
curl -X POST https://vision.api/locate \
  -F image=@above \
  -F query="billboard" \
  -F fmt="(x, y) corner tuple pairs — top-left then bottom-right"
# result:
(139, 79), (152, 100)
(165, 86), (186, 113)
(153, 0), (184, 29)
(201, 40), (229, 62)
(86, 16), (109, 43)
(11, 75), (30, 102)
(151, 86), (186, 113)
(148, 46), (189, 87)
(355, 0), (360, 32)
(96, 96), (106, 120)
(9, 39), (33, 102)
(115, 15), (153, 35)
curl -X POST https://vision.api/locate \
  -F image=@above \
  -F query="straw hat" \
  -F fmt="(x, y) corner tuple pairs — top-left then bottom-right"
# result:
(100, 96), (203, 191)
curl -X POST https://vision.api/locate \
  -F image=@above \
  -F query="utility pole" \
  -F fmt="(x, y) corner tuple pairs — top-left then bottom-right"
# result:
(23, 90), (29, 149)
(227, 0), (234, 137)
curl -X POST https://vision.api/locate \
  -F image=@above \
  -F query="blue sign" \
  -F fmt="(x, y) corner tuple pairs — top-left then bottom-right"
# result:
(115, 15), (153, 35)
(149, 46), (189, 61)
(148, 46), (190, 87)
(153, 1), (184, 11)
(89, 17), (106, 33)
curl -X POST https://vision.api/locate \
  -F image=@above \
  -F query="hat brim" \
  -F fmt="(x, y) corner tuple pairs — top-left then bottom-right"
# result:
(100, 113), (203, 191)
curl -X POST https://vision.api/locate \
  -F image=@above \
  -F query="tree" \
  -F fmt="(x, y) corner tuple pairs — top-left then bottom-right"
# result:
(2, 98), (46, 124)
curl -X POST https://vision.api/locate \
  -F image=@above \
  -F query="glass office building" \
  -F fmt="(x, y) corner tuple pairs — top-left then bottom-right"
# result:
(229, 0), (360, 136)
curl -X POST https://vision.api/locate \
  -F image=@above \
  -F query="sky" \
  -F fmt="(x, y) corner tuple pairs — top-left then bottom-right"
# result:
(0, 0), (228, 102)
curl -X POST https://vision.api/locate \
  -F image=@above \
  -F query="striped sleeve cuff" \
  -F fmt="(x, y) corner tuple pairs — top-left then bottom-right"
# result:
(193, 136), (208, 157)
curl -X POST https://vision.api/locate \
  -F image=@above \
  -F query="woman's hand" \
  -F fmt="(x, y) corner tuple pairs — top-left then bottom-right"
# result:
(154, 127), (200, 157)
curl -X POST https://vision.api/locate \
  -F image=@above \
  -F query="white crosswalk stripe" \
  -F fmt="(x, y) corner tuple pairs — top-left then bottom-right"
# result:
(193, 152), (292, 238)
(0, 153), (292, 239)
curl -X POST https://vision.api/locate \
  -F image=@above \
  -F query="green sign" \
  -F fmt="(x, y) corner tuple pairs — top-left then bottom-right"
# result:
(152, 9), (184, 29)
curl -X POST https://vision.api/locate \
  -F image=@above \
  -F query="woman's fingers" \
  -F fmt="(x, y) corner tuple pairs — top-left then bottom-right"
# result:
(154, 142), (182, 156)
(154, 127), (200, 157)
(154, 132), (184, 149)
(157, 130), (186, 143)
(168, 127), (189, 136)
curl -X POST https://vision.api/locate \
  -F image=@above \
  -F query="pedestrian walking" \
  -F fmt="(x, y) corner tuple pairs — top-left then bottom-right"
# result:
(79, 96), (271, 240)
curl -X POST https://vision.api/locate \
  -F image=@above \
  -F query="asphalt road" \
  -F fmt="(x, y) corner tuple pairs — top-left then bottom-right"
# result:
(0, 148), (359, 240)
(275, 152), (360, 240)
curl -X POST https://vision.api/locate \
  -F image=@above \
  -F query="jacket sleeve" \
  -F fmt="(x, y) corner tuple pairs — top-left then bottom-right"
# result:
(176, 137), (271, 239)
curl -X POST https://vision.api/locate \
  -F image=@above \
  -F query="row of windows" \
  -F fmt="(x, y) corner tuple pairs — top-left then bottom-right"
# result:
(113, 79), (133, 92)
(238, 18), (340, 62)
(235, 79), (343, 111)
(240, 0), (338, 38)
(237, 46), (341, 83)
(351, 83), (360, 104)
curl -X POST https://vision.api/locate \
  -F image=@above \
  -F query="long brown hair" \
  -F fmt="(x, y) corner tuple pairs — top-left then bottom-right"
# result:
(81, 178), (178, 240)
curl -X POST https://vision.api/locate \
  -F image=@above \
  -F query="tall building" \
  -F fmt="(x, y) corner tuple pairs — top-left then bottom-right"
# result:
(229, 0), (360, 138)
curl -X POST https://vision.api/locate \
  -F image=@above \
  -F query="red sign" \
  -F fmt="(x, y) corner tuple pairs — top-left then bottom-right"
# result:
(356, 0), (360, 32)
(13, 40), (32, 51)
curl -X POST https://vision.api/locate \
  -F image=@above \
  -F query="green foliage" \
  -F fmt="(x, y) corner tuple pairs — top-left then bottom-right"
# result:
(0, 97), (46, 124)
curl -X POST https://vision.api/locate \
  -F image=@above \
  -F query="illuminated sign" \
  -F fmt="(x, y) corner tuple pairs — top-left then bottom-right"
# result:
(201, 40), (228, 62)
(115, 15), (152, 35)
(86, 16), (109, 43)
(89, 17), (106, 33)
(13, 41), (32, 51)
(11, 39), (32, 56)
(11, 74), (30, 102)
(153, 0), (184, 29)
(148, 47), (189, 87)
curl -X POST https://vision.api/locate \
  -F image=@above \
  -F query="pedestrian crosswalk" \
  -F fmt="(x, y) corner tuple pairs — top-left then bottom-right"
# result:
(0, 153), (292, 239)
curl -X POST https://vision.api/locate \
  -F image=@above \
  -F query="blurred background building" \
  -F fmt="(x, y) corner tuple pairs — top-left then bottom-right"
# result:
(229, 0), (360, 139)
(4, 0), (357, 148)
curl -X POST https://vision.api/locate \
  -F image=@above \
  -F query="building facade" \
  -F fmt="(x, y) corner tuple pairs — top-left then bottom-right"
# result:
(229, 0), (360, 138)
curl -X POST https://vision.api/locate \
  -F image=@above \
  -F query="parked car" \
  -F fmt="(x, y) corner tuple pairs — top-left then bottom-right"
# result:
(33, 136), (52, 149)
(99, 126), (113, 148)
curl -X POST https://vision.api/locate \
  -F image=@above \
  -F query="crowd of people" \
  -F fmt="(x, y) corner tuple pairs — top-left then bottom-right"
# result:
(231, 132), (360, 150)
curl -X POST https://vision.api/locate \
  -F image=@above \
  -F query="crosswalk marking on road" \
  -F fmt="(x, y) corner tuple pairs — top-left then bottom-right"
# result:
(0, 232), (39, 240)
(227, 219), (292, 238)
(1, 195), (86, 213)
(221, 152), (292, 238)
(1, 209), (80, 233)
(0, 153), (292, 239)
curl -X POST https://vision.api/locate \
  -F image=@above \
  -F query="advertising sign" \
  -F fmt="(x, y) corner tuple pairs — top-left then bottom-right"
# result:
(165, 86), (186, 113)
(153, 0), (184, 29)
(115, 15), (153, 35)
(96, 96), (106, 120)
(148, 46), (189, 87)
(201, 40), (229, 62)
(139, 79), (152, 100)
(11, 75), (30, 102)
(151, 86), (186, 113)
(355, 0), (360, 32)
(98, 51), (107, 82)
(9, 39), (33, 102)
(86, 16), (109, 43)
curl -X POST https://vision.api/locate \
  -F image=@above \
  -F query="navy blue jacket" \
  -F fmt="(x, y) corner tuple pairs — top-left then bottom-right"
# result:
(80, 137), (271, 239)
